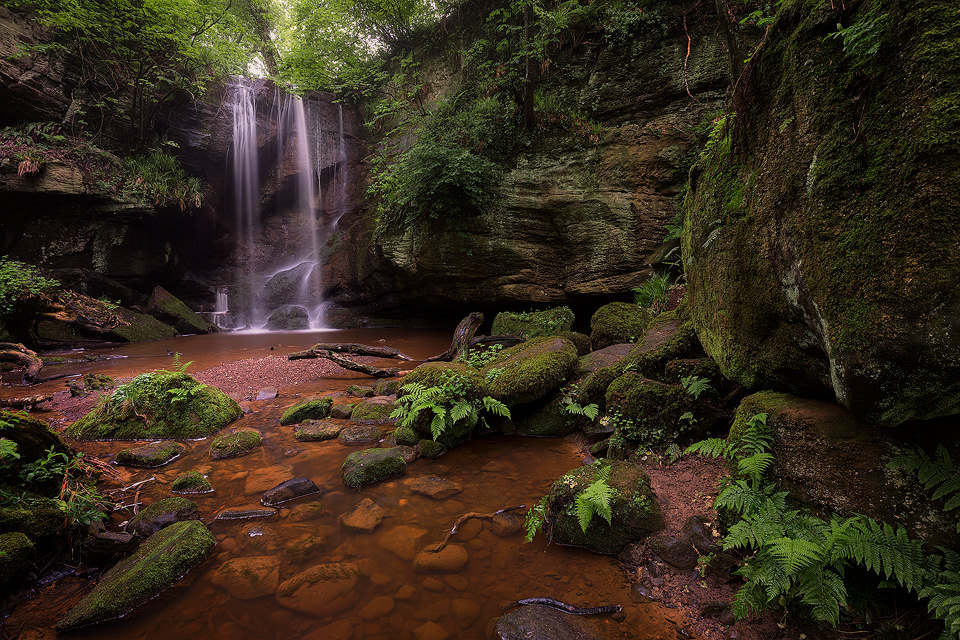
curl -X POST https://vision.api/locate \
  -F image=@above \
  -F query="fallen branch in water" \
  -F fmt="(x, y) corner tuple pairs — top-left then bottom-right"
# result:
(502, 597), (622, 616)
(0, 394), (53, 409)
(288, 343), (413, 361)
(428, 505), (525, 552)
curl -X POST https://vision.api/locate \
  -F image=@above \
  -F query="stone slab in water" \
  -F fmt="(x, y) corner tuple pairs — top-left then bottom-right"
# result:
(114, 441), (185, 468)
(294, 420), (341, 441)
(275, 562), (359, 617)
(56, 520), (215, 631)
(215, 507), (277, 521)
(404, 476), (462, 499)
(496, 604), (604, 640)
(211, 556), (280, 600)
(129, 497), (199, 537)
(413, 544), (469, 573)
(339, 497), (385, 533)
(261, 477), (320, 507)
(338, 424), (382, 444)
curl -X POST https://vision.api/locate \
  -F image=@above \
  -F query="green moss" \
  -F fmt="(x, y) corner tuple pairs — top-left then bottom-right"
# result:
(56, 520), (216, 631)
(280, 398), (333, 425)
(481, 337), (579, 406)
(110, 308), (178, 343)
(490, 306), (576, 338)
(394, 425), (420, 446)
(605, 373), (700, 445)
(555, 331), (592, 356)
(293, 421), (342, 442)
(590, 302), (651, 350)
(345, 385), (374, 398)
(115, 441), (185, 467)
(0, 531), (34, 588)
(170, 471), (212, 494)
(68, 373), (115, 397)
(66, 370), (240, 440)
(545, 460), (663, 554)
(0, 409), (70, 464)
(209, 429), (261, 459)
(373, 379), (401, 396)
(128, 497), (199, 536)
(349, 398), (397, 423)
(401, 362), (487, 399)
(416, 439), (446, 459)
(0, 498), (67, 539)
(341, 448), (406, 489)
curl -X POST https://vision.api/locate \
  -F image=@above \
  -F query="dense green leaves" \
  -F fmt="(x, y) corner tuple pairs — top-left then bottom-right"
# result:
(0, 258), (60, 319)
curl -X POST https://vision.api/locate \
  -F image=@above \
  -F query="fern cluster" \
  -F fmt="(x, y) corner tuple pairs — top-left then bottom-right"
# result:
(575, 465), (615, 533)
(390, 376), (510, 442)
(687, 414), (960, 638)
(889, 446), (960, 533)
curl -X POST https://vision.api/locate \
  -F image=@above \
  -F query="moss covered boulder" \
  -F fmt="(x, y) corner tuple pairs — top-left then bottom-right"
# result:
(491, 307), (575, 338)
(682, 0), (960, 427)
(128, 497), (200, 537)
(0, 497), (68, 540)
(115, 441), (185, 468)
(280, 398), (332, 425)
(416, 439), (446, 459)
(293, 421), (342, 442)
(555, 331), (592, 356)
(338, 425), (383, 445)
(68, 373), (115, 397)
(401, 362), (487, 398)
(481, 337), (578, 407)
(145, 286), (216, 335)
(0, 410), (71, 476)
(66, 371), (241, 440)
(171, 471), (212, 494)
(604, 373), (703, 447)
(209, 429), (262, 459)
(590, 303), (650, 350)
(393, 425), (419, 446)
(108, 307), (179, 343)
(0, 531), (34, 589)
(349, 397), (397, 423)
(546, 460), (664, 555)
(341, 448), (406, 489)
(57, 520), (215, 631)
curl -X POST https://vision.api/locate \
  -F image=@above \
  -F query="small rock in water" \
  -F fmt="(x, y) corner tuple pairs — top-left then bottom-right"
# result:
(275, 562), (359, 617)
(378, 525), (428, 560)
(404, 476), (462, 500)
(295, 420), (342, 441)
(329, 404), (354, 419)
(211, 556), (280, 600)
(451, 598), (481, 629)
(287, 501), (326, 522)
(413, 621), (450, 640)
(215, 507), (277, 521)
(338, 424), (383, 445)
(395, 445), (418, 462)
(129, 497), (199, 537)
(490, 512), (523, 537)
(261, 477), (320, 507)
(256, 387), (278, 400)
(171, 470), (213, 494)
(115, 441), (185, 468)
(339, 497), (386, 533)
(413, 544), (469, 574)
(358, 595), (395, 620)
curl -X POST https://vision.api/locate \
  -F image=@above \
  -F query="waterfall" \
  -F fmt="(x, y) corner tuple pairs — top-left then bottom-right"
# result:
(225, 78), (334, 331)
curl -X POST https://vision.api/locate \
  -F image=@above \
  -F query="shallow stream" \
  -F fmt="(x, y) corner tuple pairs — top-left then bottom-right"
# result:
(2, 331), (698, 639)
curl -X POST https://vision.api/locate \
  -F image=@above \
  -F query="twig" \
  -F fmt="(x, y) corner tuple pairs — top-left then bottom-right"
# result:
(428, 505), (525, 552)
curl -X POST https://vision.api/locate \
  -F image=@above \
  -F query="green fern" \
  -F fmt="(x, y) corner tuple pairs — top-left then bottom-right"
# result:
(575, 466), (615, 533)
(562, 401), (600, 420)
(680, 375), (712, 400)
(390, 375), (511, 443)
(889, 446), (960, 532)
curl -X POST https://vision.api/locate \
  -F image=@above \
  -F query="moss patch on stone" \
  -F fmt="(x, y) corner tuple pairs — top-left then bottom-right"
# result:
(546, 460), (664, 555)
(66, 370), (240, 440)
(349, 397), (397, 423)
(56, 520), (216, 631)
(145, 286), (215, 335)
(128, 497), (199, 537)
(491, 307), (575, 338)
(393, 425), (420, 446)
(293, 421), (342, 442)
(209, 429), (261, 459)
(401, 362), (487, 399)
(68, 373), (115, 397)
(0, 498), (68, 539)
(605, 373), (702, 445)
(280, 398), (333, 425)
(0, 531), (34, 589)
(115, 441), (185, 468)
(170, 471), (212, 494)
(555, 331), (592, 356)
(108, 307), (179, 343)
(341, 448), (406, 489)
(481, 337), (578, 407)
(590, 303), (651, 350)
(0, 410), (71, 469)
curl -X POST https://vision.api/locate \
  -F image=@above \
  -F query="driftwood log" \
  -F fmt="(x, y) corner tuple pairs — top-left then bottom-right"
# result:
(0, 394), (52, 409)
(315, 350), (399, 378)
(288, 343), (413, 361)
(0, 342), (43, 383)
(424, 312), (485, 362)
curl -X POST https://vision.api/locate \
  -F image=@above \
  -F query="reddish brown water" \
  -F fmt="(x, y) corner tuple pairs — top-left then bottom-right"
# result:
(3, 331), (698, 639)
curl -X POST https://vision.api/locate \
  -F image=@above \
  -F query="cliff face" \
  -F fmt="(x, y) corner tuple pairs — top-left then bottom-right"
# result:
(682, 0), (960, 426)
(323, 14), (732, 320)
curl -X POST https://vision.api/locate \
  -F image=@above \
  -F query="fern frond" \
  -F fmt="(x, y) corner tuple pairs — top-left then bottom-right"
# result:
(768, 537), (823, 575)
(796, 566), (847, 626)
(429, 410), (448, 441)
(574, 466), (615, 532)
(833, 516), (927, 593)
(482, 396), (511, 418)
(449, 400), (473, 423)
(737, 452), (774, 481)
(684, 437), (731, 460)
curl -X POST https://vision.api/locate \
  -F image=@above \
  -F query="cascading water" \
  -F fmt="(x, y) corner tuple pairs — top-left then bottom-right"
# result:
(225, 78), (340, 331)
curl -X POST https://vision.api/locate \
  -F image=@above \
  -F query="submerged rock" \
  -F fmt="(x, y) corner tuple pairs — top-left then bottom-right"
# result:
(341, 447), (406, 489)
(56, 520), (216, 631)
(378, 525), (428, 560)
(413, 544), (469, 573)
(171, 471), (213, 494)
(294, 420), (341, 441)
(115, 441), (185, 468)
(590, 302), (650, 350)
(339, 497), (385, 533)
(211, 556), (279, 600)
(275, 562), (359, 617)
(215, 508), (277, 521)
(261, 477), (320, 507)
(128, 497), (199, 537)
(404, 476), (462, 499)
(66, 371), (241, 440)
(491, 307), (575, 338)
(546, 460), (663, 555)
(496, 604), (605, 640)
(280, 398), (332, 425)
(210, 429), (262, 459)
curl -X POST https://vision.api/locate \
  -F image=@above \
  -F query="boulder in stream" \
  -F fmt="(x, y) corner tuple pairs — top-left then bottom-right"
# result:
(293, 420), (341, 441)
(404, 476), (462, 499)
(338, 424), (382, 444)
(115, 441), (185, 468)
(211, 556), (280, 600)
(171, 471), (213, 494)
(209, 429), (262, 459)
(480, 337), (578, 407)
(341, 447), (406, 489)
(350, 397), (397, 423)
(261, 477), (320, 507)
(56, 520), (216, 631)
(128, 496), (200, 537)
(275, 562), (359, 617)
(0, 532), (33, 589)
(66, 371), (241, 440)
(280, 398), (332, 425)
(339, 497), (385, 533)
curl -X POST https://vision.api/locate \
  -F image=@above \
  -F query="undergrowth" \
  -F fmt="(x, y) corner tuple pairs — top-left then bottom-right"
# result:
(391, 372), (510, 443)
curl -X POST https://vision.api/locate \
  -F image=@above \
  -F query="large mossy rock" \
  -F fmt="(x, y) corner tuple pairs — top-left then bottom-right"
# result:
(682, 0), (960, 427)
(66, 371), (240, 440)
(209, 429), (262, 459)
(280, 398), (332, 425)
(0, 531), (34, 589)
(349, 397), (397, 423)
(604, 373), (703, 446)
(491, 307), (575, 338)
(145, 286), (216, 335)
(729, 391), (958, 548)
(56, 520), (216, 631)
(108, 307), (179, 343)
(341, 448), (406, 489)
(0, 497), (69, 539)
(128, 497), (199, 537)
(481, 337), (578, 407)
(114, 441), (185, 468)
(401, 362), (487, 397)
(590, 303), (651, 350)
(546, 460), (664, 555)
(0, 410), (71, 478)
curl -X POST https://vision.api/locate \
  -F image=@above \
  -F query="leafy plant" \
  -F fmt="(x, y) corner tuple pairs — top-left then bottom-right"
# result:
(825, 9), (888, 63)
(390, 374), (510, 442)
(461, 343), (504, 370)
(122, 149), (203, 211)
(562, 401), (599, 420)
(0, 257), (60, 318)
(575, 465), (615, 533)
(524, 495), (549, 543)
(0, 439), (20, 471)
(633, 271), (672, 312)
(680, 375), (712, 400)
(889, 446), (960, 533)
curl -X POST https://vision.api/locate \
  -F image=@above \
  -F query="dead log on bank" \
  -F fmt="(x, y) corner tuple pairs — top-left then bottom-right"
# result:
(0, 394), (53, 409)
(0, 342), (43, 383)
(424, 312), (485, 362)
(314, 350), (399, 378)
(288, 343), (414, 361)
